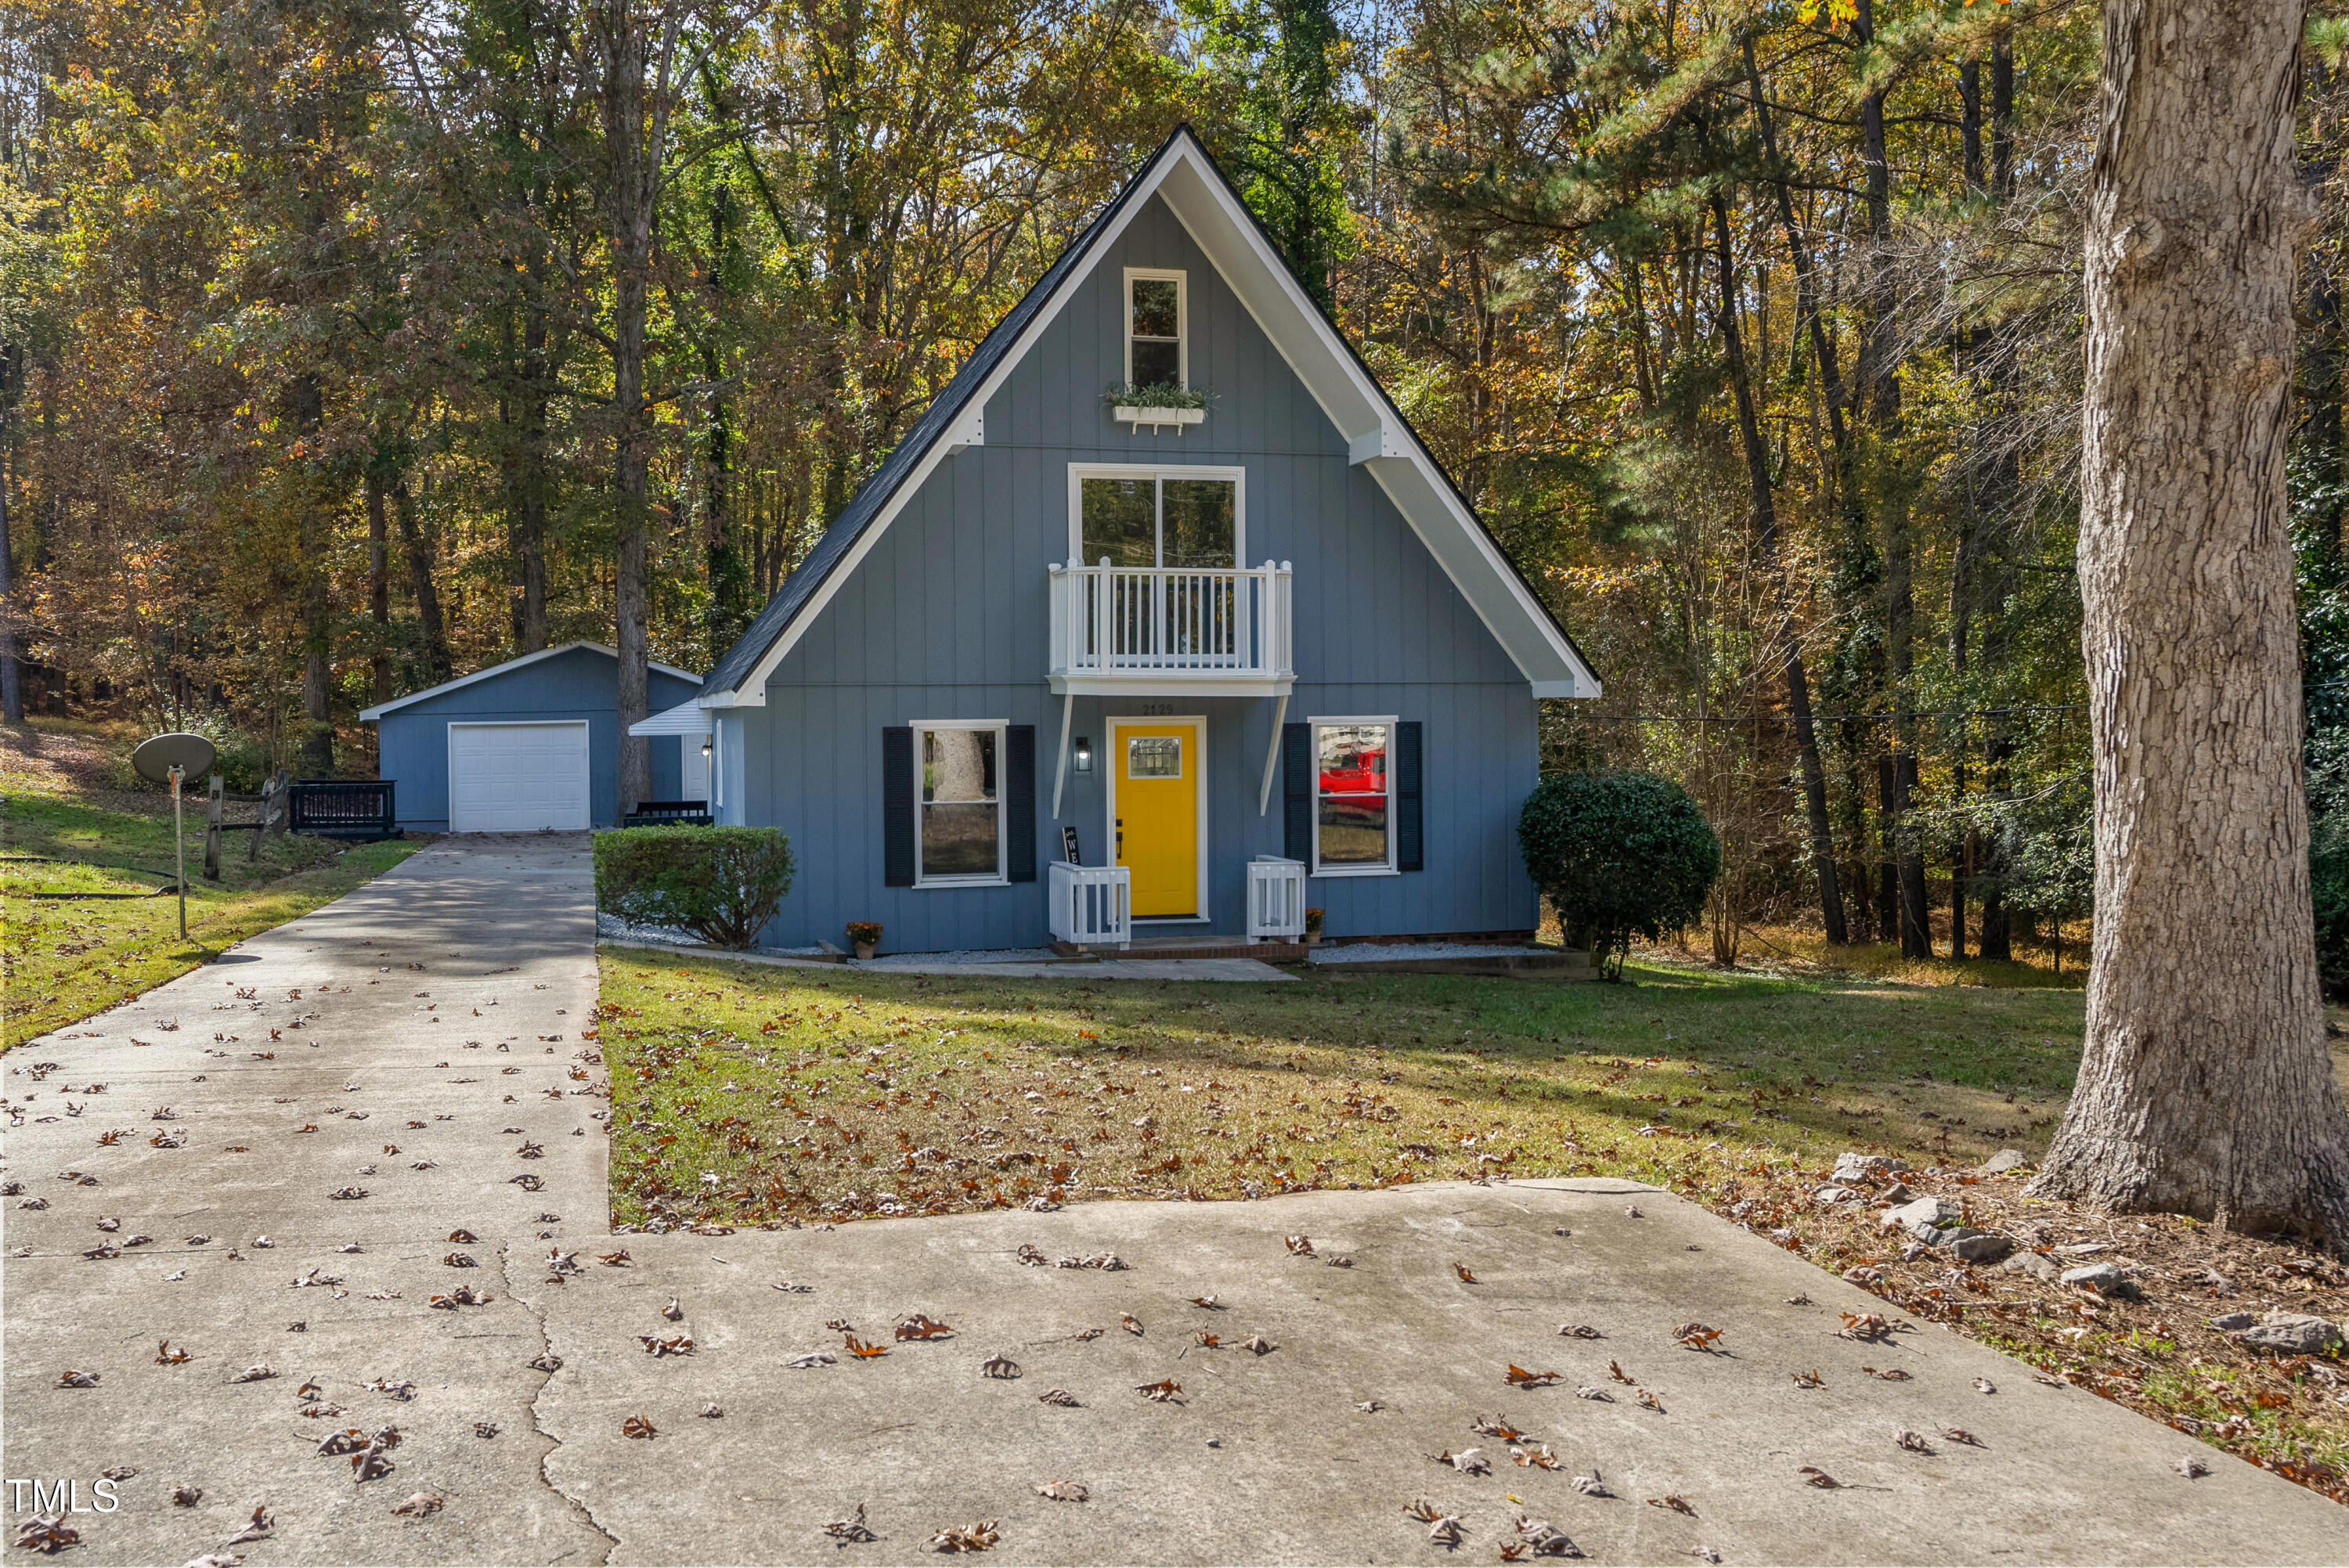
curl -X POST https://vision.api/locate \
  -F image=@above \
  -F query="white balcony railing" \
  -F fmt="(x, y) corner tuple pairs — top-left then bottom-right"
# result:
(1048, 861), (1131, 950)
(1246, 855), (1308, 942)
(1048, 560), (1293, 685)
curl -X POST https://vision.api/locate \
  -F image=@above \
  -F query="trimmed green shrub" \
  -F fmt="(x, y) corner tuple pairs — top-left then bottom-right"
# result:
(595, 827), (796, 950)
(1518, 770), (1719, 981)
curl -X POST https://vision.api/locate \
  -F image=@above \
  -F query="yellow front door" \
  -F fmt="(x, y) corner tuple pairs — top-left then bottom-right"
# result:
(1116, 723), (1199, 917)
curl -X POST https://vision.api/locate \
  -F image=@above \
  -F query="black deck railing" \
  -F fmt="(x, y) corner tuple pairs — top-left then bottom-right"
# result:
(622, 800), (713, 828)
(290, 780), (399, 841)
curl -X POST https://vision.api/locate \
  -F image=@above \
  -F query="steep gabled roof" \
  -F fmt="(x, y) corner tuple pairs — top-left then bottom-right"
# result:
(358, 640), (700, 722)
(700, 125), (1600, 705)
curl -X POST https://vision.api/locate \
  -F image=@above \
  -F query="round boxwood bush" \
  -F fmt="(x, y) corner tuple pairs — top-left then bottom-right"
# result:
(595, 826), (796, 950)
(1519, 770), (1719, 980)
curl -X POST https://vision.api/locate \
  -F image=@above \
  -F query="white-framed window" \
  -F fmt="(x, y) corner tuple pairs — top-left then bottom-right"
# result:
(913, 720), (1007, 886)
(1310, 716), (1398, 876)
(1066, 465), (1245, 568)
(1124, 268), (1186, 390)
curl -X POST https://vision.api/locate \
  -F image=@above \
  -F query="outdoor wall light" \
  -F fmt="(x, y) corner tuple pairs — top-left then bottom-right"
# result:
(702, 737), (713, 759)
(1073, 736), (1094, 774)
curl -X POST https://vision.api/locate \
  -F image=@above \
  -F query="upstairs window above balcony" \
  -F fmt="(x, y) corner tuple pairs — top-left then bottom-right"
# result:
(1073, 467), (1241, 569)
(1125, 269), (1186, 391)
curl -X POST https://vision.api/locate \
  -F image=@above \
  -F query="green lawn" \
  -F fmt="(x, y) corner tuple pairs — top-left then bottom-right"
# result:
(595, 950), (2087, 1226)
(2, 725), (420, 1048)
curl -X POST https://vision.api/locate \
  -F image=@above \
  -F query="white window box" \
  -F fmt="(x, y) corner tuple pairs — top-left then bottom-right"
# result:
(1113, 405), (1206, 432)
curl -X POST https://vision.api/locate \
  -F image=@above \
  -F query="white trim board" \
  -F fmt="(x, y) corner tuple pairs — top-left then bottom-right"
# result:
(699, 128), (1600, 708)
(363, 640), (702, 721)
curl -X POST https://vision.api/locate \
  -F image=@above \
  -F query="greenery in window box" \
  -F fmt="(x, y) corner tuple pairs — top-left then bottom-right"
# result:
(1105, 382), (1211, 411)
(1517, 770), (1719, 982)
(595, 827), (795, 950)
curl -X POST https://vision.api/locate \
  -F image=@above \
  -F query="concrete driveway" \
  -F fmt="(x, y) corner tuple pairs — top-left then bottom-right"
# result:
(4, 837), (2341, 1565)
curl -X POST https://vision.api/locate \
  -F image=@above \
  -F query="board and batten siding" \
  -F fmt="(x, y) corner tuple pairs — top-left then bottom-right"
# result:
(738, 193), (1543, 950)
(376, 646), (699, 830)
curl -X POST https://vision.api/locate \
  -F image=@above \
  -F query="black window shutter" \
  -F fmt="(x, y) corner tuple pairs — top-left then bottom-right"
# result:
(1283, 723), (1312, 862)
(1395, 721), (1424, 872)
(1005, 725), (1037, 882)
(882, 726), (915, 887)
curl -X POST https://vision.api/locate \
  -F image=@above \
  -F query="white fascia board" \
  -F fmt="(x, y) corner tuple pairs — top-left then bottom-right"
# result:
(1360, 455), (1601, 697)
(709, 132), (1597, 707)
(718, 160), (1183, 707)
(1152, 153), (1600, 701)
(359, 640), (703, 721)
(629, 700), (714, 737)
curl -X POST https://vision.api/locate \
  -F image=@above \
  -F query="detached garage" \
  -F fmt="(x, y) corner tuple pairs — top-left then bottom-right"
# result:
(361, 642), (705, 832)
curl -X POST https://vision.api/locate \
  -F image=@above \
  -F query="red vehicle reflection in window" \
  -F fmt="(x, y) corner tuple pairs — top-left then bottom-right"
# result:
(1319, 741), (1386, 795)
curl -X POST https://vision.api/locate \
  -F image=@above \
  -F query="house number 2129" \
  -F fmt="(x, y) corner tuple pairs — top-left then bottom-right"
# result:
(1137, 704), (1175, 716)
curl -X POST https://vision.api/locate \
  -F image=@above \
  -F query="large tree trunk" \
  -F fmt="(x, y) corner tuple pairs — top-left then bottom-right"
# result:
(1741, 39), (1849, 945)
(366, 463), (392, 707)
(291, 371), (335, 777)
(392, 478), (452, 687)
(1708, 193), (1846, 946)
(2030, 0), (2349, 1249)
(0, 337), (23, 725)
(599, 1), (673, 816)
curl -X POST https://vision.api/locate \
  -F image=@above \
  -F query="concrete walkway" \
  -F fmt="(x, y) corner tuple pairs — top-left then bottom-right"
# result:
(5, 839), (2342, 1566)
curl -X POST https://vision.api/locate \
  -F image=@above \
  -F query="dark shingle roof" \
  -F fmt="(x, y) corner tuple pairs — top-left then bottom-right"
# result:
(699, 141), (1171, 697)
(702, 124), (1597, 699)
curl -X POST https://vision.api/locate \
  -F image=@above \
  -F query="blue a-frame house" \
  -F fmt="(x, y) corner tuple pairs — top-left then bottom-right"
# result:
(659, 128), (1600, 953)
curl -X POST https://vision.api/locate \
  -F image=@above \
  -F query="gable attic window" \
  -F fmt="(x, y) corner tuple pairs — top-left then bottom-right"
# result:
(1126, 269), (1186, 389)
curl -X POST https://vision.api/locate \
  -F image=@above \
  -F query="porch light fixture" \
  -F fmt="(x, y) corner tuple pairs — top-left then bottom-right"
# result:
(702, 737), (713, 759)
(1073, 736), (1094, 774)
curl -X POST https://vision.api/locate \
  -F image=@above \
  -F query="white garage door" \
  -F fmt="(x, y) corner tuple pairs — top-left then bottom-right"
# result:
(448, 722), (591, 832)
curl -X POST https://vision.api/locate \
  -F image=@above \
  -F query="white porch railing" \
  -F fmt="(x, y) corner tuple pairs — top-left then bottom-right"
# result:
(1048, 861), (1131, 950)
(1246, 855), (1308, 942)
(1048, 560), (1293, 683)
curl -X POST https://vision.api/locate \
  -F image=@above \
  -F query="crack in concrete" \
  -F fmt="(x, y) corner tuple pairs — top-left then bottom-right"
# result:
(504, 1238), (619, 1564)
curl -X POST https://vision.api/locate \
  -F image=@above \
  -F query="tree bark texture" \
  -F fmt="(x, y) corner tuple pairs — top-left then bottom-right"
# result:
(366, 464), (392, 707)
(600, 0), (670, 816)
(291, 371), (334, 778)
(2032, 0), (2349, 1248)
(0, 337), (23, 725)
(1709, 194), (1847, 946)
(393, 478), (453, 687)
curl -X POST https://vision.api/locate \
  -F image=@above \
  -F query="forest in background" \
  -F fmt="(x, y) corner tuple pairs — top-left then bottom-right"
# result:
(6, 0), (2349, 974)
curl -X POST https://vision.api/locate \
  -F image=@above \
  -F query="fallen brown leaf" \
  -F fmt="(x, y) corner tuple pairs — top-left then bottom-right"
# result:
(926, 1519), (998, 1553)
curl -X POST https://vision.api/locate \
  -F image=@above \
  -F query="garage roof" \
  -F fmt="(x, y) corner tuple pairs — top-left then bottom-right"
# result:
(358, 641), (702, 722)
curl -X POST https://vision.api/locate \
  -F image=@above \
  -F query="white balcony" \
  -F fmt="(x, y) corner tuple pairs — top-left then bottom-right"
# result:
(1048, 560), (1294, 696)
(1047, 861), (1131, 950)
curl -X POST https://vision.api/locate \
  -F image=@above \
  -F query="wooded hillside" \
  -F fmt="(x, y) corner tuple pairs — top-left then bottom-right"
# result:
(6, 0), (2349, 968)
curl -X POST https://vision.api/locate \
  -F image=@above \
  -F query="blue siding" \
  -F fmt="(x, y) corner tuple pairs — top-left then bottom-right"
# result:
(374, 647), (700, 830)
(739, 193), (1540, 950)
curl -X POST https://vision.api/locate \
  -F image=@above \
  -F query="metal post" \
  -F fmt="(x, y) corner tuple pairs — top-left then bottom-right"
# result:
(170, 765), (186, 940)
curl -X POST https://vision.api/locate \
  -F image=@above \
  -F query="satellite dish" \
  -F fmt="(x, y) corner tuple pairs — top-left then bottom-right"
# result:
(132, 732), (218, 785)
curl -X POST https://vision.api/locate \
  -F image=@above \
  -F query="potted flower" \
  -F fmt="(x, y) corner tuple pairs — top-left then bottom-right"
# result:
(1303, 907), (1325, 947)
(846, 921), (883, 961)
(1106, 382), (1210, 431)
